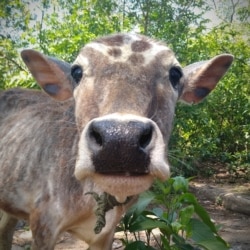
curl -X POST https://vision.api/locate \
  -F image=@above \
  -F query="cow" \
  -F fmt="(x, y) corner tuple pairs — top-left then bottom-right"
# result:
(0, 33), (233, 249)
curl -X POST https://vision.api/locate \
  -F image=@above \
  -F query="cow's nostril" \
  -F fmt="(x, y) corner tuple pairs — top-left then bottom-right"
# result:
(139, 125), (153, 149)
(90, 127), (103, 147)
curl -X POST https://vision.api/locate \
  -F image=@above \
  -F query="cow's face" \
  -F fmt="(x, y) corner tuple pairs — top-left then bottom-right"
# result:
(72, 34), (182, 201)
(21, 33), (233, 202)
(73, 34), (181, 138)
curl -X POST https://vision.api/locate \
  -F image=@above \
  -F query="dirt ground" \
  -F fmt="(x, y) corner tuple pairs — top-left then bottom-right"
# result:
(12, 174), (250, 250)
(190, 182), (250, 250)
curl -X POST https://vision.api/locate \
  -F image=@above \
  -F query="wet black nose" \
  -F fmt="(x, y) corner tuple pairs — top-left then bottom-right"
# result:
(87, 119), (154, 175)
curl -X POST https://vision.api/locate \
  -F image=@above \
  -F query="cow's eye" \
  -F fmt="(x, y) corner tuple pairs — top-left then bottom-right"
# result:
(169, 66), (183, 90)
(71, 65), (83, 84)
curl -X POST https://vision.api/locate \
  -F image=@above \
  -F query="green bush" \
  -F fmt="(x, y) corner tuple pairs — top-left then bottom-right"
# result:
(117, 177), (229, 250)
(169, 25), (250, 175)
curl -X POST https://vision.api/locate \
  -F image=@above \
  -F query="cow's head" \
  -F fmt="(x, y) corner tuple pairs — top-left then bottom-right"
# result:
(21, 33), (233, 202)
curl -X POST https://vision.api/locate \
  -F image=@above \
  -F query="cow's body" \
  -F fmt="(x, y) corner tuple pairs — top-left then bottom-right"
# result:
(0, 88), (131, 248)
(0, 33), (233, 249)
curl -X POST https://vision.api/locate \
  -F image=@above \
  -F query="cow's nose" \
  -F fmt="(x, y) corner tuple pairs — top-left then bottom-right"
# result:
(87, 119), (154, 175)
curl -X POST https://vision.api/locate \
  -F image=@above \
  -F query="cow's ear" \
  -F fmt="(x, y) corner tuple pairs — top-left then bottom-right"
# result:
(180, 54), (234, 104)
(21, 49), (74, 101)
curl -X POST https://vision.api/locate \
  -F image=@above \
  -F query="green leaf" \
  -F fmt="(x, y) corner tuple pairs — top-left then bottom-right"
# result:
(173, 176), (189, 192)
(178, 193), (198, 205)
(193, 203), (218, 234)
(152, 207), (163, 218)
(195, 241), (230, 250)
(160, 235), (171, 250)
(171, 221), (182, 232)
(131, 192), (155, 216)
(128, 216), (168, 232)
(124, 241), (155, 250)
(189, 218), (229, 250)
(180, 205), (194, 225)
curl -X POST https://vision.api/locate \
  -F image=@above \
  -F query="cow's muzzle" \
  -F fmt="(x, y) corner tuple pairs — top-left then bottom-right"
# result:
(75, 114), (169, 202)
(88, 119), (153, 175)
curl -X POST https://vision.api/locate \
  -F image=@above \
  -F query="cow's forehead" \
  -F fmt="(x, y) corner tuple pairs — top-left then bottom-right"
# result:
(74, 33), (179, 69)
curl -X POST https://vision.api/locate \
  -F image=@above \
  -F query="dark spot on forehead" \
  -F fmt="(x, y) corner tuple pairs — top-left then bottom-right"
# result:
(131, 40), (152, 52)
(128, 54), (145, 65)
(108, 48), (122, 58)
(96, 34), (124, 46)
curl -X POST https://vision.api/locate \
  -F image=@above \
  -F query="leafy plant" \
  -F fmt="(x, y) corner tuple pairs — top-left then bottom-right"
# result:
(169, 23), (250, 175)
(117, 177), (229, 250)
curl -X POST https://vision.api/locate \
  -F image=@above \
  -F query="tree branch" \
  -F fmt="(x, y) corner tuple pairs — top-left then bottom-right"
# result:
(2, 54), (27, 72)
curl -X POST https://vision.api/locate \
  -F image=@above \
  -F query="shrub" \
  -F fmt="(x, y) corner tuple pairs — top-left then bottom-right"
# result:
(117, 177), (229, 250)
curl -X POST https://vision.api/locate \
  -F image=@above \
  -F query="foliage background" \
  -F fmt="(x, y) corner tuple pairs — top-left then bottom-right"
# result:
(0, 0), (249, 174)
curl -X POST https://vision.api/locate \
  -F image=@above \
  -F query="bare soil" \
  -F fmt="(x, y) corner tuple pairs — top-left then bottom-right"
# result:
(190, 181), (250, 250)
